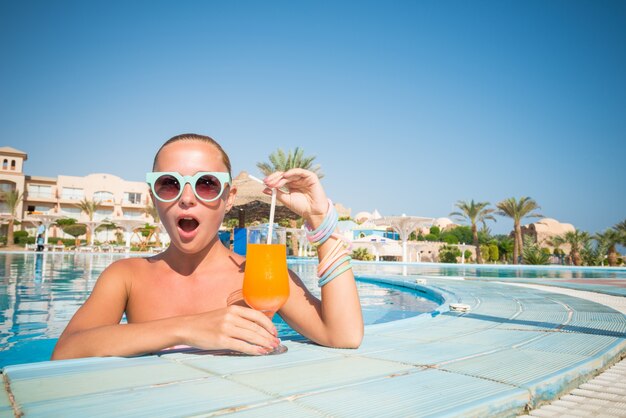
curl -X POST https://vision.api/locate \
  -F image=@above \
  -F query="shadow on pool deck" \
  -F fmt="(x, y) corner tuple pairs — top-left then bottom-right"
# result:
(440, 311), (626, 338)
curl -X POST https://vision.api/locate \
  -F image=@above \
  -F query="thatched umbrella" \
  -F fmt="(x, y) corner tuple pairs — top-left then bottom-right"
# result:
(226, 172), (300, 225)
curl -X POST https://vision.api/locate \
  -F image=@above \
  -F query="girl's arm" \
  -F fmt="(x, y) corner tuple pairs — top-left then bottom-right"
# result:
(52, 261), (279, 360)
(263, 169), (364, 348)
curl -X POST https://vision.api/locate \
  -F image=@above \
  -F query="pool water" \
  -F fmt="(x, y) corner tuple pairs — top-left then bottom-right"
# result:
(0, 253), (440, 367)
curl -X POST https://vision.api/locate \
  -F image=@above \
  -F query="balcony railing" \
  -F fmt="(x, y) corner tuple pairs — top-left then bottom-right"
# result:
(26, 192), (54, 199)
(122, 199), (144, 206)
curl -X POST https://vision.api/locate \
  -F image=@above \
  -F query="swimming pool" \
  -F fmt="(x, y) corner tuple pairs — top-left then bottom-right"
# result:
(0, 253), (441, 367)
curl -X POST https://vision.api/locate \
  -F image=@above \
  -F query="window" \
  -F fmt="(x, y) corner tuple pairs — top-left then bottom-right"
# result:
(0, 181), (15, 193)
(93, 191), (114, 203)
(123, 210), (143, 219)
(60, 207), (81, 218)
(10, 160), (16, 170)
(2, 159), (7, 170)
(95, 209), (114, 221)
(62, 187), (84, 200)
(28, 184), (53, 199)
(28, 205), (52, 214)
(124, 192), (142, 205)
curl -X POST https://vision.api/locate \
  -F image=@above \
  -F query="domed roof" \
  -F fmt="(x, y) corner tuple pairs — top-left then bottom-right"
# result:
(434, 217), (454, 228)
(527, 218), (575, 236)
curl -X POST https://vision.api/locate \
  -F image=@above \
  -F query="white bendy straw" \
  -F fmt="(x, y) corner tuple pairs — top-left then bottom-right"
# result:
(248, 175), (277, 244)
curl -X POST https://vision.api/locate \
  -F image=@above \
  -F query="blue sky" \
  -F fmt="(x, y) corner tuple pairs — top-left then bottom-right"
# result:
(1, 0), (624, 235)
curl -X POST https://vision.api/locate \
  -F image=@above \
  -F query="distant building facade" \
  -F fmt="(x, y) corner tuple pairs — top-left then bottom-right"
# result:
(0, 146), (153, 241)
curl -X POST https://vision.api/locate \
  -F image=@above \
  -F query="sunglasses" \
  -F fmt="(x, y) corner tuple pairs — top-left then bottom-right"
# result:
(146, 171), (231, 203)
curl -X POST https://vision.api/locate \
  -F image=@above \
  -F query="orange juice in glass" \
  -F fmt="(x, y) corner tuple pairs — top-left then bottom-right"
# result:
(243, 226), (289, 354)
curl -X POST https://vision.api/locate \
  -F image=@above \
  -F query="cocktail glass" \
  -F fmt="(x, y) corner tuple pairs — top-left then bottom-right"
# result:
(243, 225), (290, 354)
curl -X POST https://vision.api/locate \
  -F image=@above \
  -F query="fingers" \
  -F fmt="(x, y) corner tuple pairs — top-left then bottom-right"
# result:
(223, 336), (277, 356)
(222, 306), (279, 353)
(264, 169), (316, 189)
(229, 305), (277, 336)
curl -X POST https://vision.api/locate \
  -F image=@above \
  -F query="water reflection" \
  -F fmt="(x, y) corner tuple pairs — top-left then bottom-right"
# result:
(3, 254), (440, 366)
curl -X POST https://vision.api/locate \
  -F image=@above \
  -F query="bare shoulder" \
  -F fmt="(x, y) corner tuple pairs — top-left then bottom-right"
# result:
(96, 257), (154, 287)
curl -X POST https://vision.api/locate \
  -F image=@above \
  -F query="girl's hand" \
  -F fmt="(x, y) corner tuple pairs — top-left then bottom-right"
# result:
(182, 305), (280, 355)
(263, 169), (329, 227)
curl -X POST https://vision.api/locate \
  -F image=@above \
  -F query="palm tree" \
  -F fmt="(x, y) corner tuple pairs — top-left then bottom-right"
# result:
(495, 235), (514, 263)
(553, 229), (590, 266)
(450, 200), (496, 264)
(521, 236), (550, 265)
(257, 147), (323, 178)
(76, 198), (99, 245)
(595, 229), (622, 266)
(614, 219), (626, 246)
(1, 190), (23, 245)
(144, 202), (161, 246)
(496, 197), (542, 264)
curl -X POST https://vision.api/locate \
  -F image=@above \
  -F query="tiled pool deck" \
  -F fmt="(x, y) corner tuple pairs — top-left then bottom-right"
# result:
(2, 274), (625, 417)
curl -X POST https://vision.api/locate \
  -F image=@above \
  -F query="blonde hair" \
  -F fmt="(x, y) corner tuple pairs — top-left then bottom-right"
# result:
(153, 133), (232, 177)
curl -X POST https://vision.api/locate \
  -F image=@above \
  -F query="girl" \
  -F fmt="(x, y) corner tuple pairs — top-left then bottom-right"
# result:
(52, 134), (362, 359)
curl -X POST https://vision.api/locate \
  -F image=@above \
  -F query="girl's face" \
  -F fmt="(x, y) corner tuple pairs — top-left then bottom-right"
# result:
(151, 140), (236, 253)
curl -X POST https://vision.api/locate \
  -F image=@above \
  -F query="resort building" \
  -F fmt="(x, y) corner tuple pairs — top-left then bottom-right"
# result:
(0, 146), (155, 243)
(520, 217), (575, 253)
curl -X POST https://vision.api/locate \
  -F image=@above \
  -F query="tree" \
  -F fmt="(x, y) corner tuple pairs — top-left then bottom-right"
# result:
(552, 229), (591, 266)
(614, 219), (626, 246)
(144, 202), (160, 224)
(522, 236), (550, 265)
(495, 236), (514, 263)
(62, 223), (87, 247)
(438, 245), (461, 263)
(581, 240), (608, 266)
(450, 200), (496, 264)
(496, 197), (542, 264)
(594, 229), (621, 266)
(257, 147), (323, 178)
(447, 225), (473, 245)
(144, 202), (161, 246)
(0, 190), (23, 245)
(76, 198), (100, 244)
(489, 243), (499, 263)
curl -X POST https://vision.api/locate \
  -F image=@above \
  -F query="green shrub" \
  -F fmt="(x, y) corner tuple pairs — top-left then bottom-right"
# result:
(439, 245), (461, 263)
(14, 230), (29, 239)
(489, 244), (499, 262)
(449, 226), (473, 245)
(424, 233), (438, 242)
(480, 244), (491, 262)
(351, 247), (374, 261)
(442, 234), (459, 244)
(14, 230), (30, 244)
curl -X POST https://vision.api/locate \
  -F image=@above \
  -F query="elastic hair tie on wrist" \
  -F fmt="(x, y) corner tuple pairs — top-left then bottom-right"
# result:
(305, 199), (338, 244)
(319, 263), (353, 287)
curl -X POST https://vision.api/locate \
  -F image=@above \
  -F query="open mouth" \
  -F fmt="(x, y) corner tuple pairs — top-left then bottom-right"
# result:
(178, 217), (199, 232)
